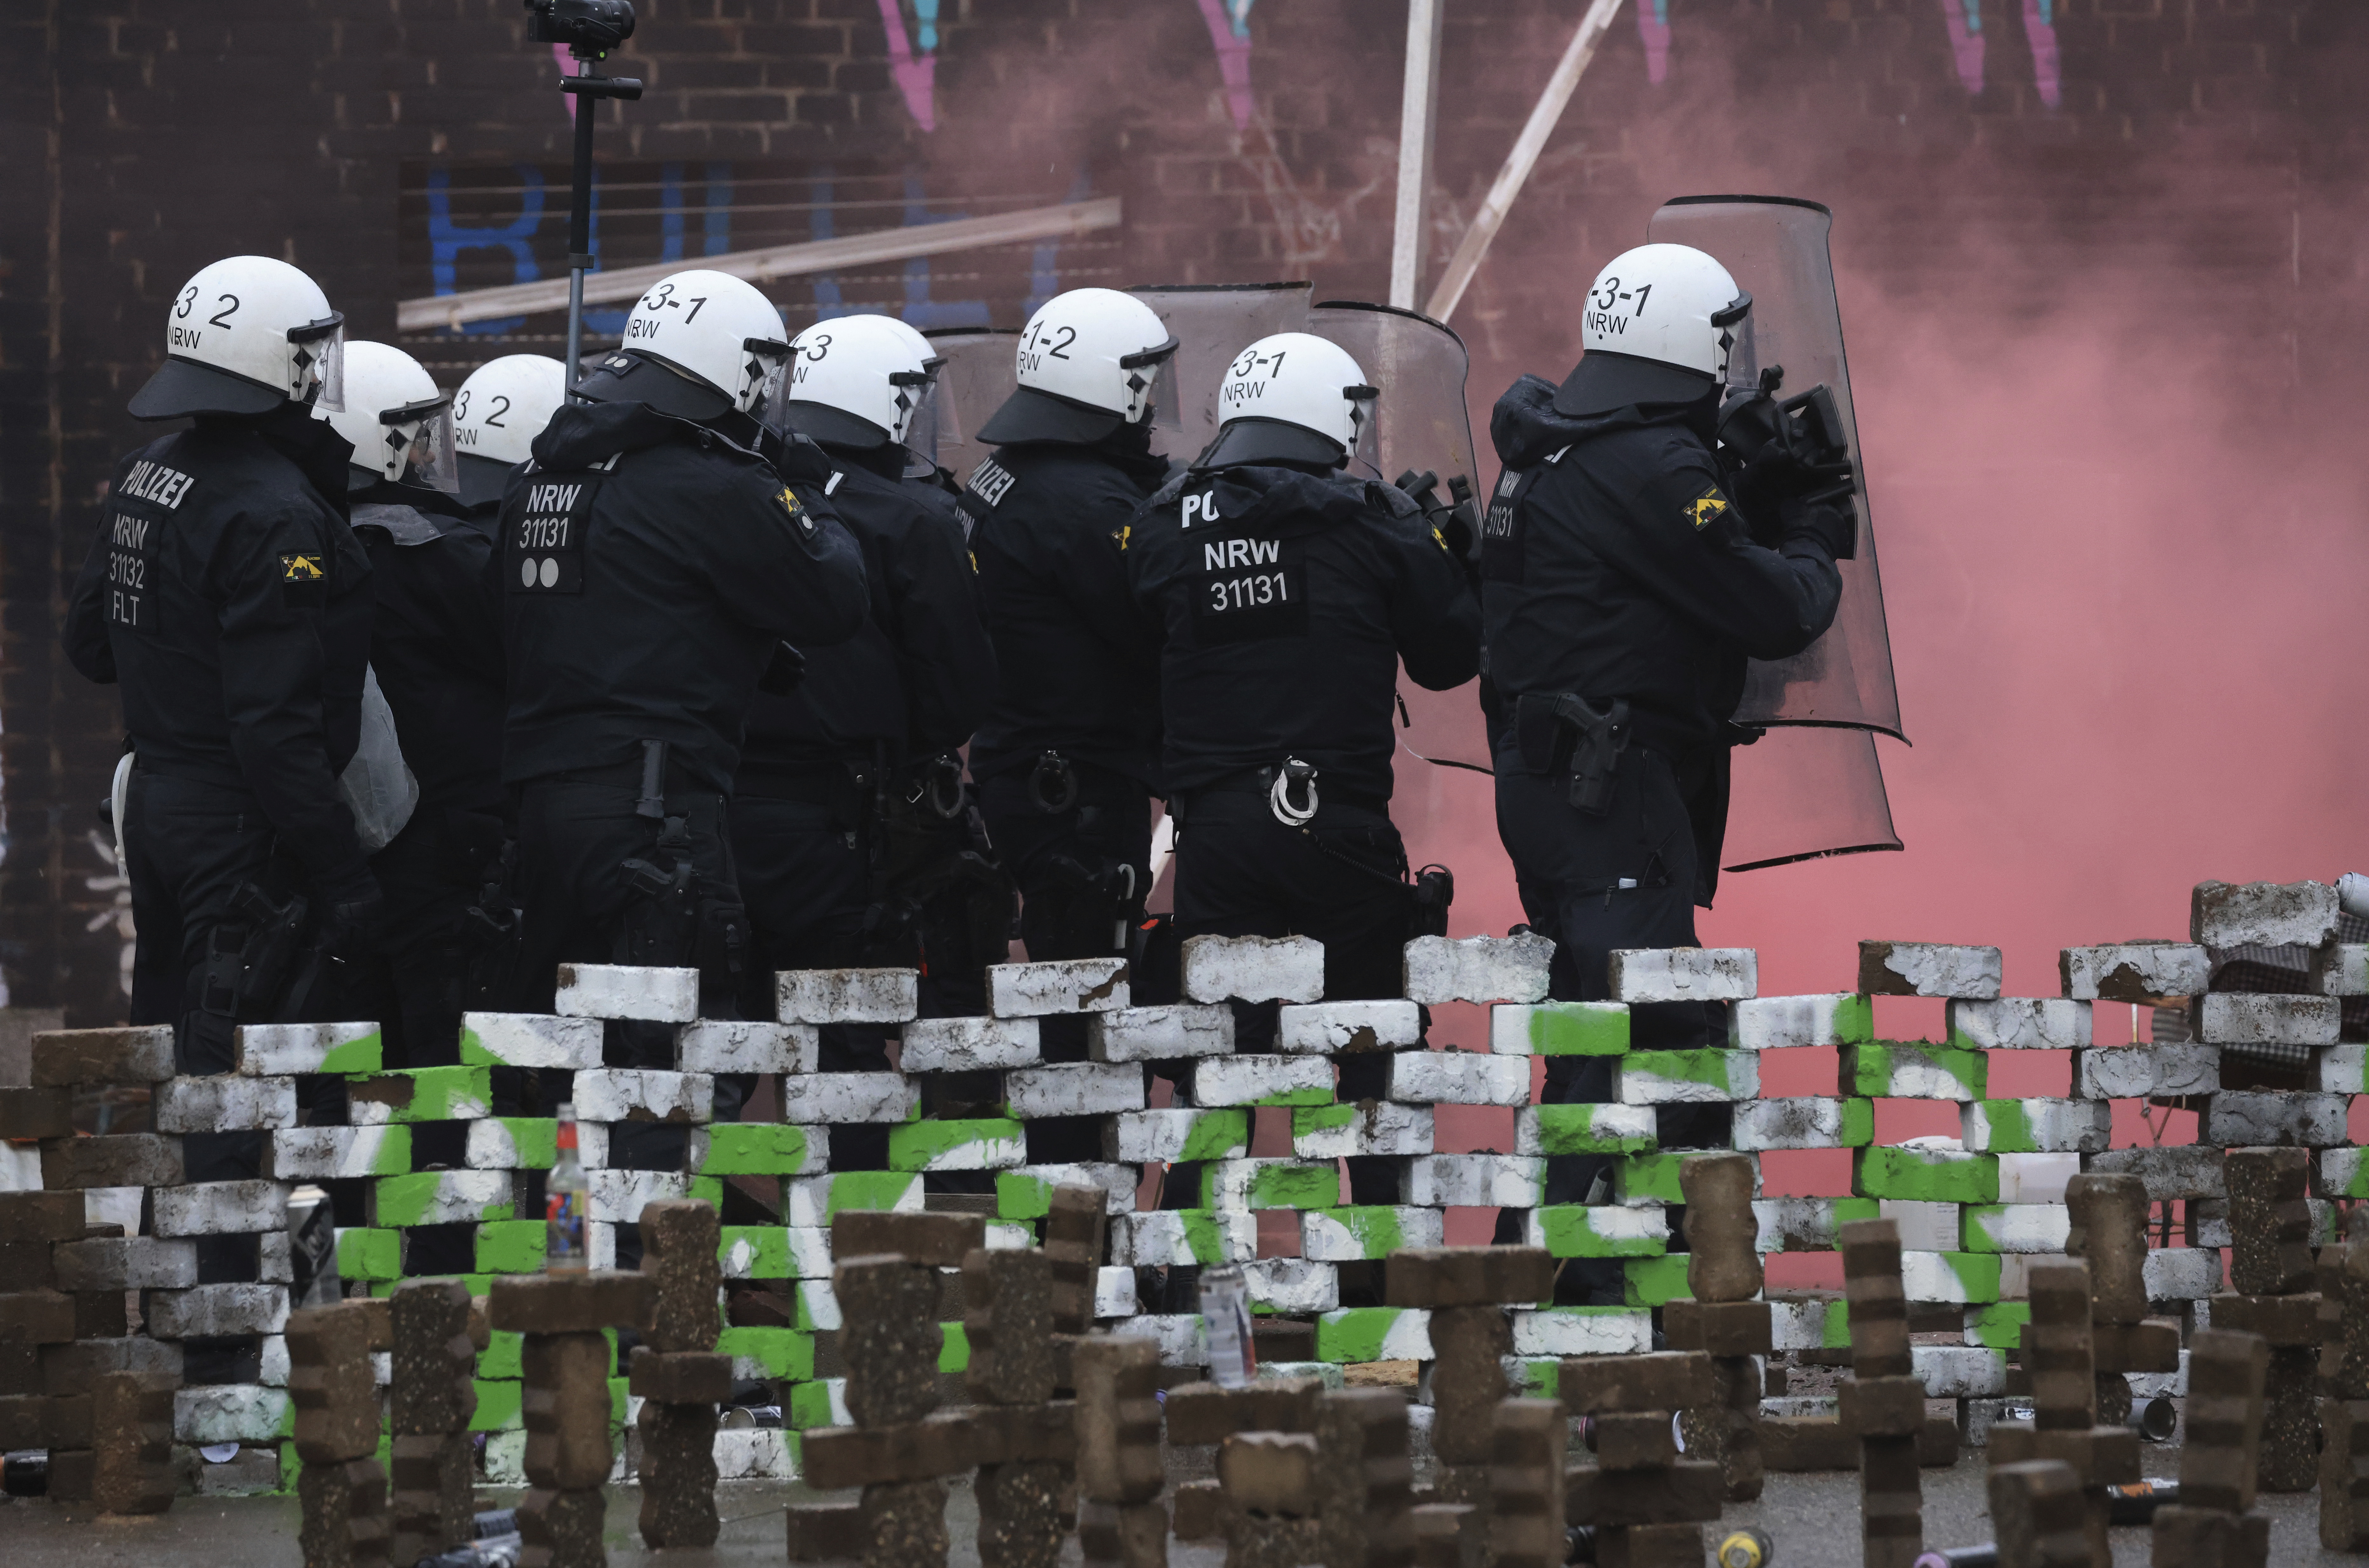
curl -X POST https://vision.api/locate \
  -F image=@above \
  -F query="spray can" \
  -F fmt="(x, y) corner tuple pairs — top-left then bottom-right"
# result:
(1198, 1264), (1256, 1389)
(2126, 1398), (2177, 1443)
(2107, 1480), (2177, 1524)
(2, 1449), (48, 1497)
(287, 1184), (341, 1308)
(1716, 1528), (1774, 1568)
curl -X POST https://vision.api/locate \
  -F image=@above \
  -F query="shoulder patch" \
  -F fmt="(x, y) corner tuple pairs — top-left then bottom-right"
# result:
(279, 550), (328, 608)
(1685, 487), (1730, 531)
(777, 485), (816, 533)
(281, 552), (326, 583)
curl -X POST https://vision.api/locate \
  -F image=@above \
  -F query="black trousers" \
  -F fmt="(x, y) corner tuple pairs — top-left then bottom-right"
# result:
(980, 765), (1154, 1165)
(1490, 742), (1730, 1294)
(1167, 784), (1410, 1205)
(335, 809), (506, 1071)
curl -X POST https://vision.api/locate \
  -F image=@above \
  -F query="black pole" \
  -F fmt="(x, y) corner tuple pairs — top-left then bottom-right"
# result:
(564, 58), (600, 392)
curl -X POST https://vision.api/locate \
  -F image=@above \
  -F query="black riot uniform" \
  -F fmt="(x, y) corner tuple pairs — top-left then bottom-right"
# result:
(732, 434), (996, 1166)
(960, 427), (1170, 1136)
(1127, 460), (1481, 1203)
(1481, 366), (1845, 1273)
(496, 395), (867, 1151)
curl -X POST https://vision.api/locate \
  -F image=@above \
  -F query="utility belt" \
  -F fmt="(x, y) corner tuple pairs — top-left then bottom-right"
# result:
(1512, 692), (1645, 817)
(535, 743), (728, 835)
(1177, 762), (1391, 829)
(740, 752), (968, 825)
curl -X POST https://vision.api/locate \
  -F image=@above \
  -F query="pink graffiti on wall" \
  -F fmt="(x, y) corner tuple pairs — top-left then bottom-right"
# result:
(877, 0), (938, 132)
(2024, 0), (2061, 108)
(1941, 0), (1986, 96)
(1195, 0), (1257, 131)
(1638, 0), (1672, 85)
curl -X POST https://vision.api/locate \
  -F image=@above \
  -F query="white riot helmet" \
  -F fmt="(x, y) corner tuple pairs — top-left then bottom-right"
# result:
(577, 268), (792, 424)
(129, 255), (346, 421)
(317, 341), (458, 492)
(976, 287), (1177, 445)
(453, 355), (567, 507)
(1554, 242), (1752, 416)
(775, 314), (942, 449)
(1201, 332), (1378, 470)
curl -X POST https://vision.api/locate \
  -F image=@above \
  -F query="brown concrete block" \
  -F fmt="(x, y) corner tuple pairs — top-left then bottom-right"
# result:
(837, 1254), (943, 1427)
(2094, 1372), (2134, 1430)
(1660, 1298), (1772, 1357)
(0, 1085), (74, 1139)
(1760, 1414), (1858, 1471)
(2151, 1505), (2240, 1568)
(0, 1240), (58, 1292)
(966, 1400), (1076, 1466)
(1677, 1354), (1763, 1501)
(76, 1287), (127, 1340)
(517, 1485), (605, 1568)
(1679, 1154), (1763, 1302)
(1316, 1387), (1414, 1568)
(2180, 1329), (2270, 1512)
(45, 1393), (92, 1450)
(1841, 1374), (1925, 1438)
(2323, 1398), (2369, 1551)
(38, 1335), (180, 1395)
(1559, 1349), (1716, 1416)
(40, 1133), (184, 1189)
(2062, 1173), (2150, 1325)
(288, 1300), (383, 1463)
(1384, 1246), (1552, 1310)
(299, 1455), (390, 1568)
(354, 1296), (393, 1352)
(964, 1246), (1056, 1406)
(637, 1397), (720, 1548)
(1920, 1413), (1960, 1468)
(44, 1447), (94, 1502)
(1596, 1523), (1704, 1568)
(2333, 1244), (2369, 1399)
(2258, 1343), (2318, 1494)
(638, 1199), (723, 1354)
(1487, 1397), (1566, 1568)
(862, 1478), (951, 1568)
(1073, 1335), (1162, 1504)
(1988, 1459), (2089, 1568)
(31, 1025), (173, 1086)
(1161, 1377), (1321, 1444)
(1563, 1458), (1723, 1525)
(1172, 1479), (1224, 1542)
(627, 1345), (731, 1405)
(1413, 1503), (1482, 1568)
(2089, 1318), (2182, 1374)
(488, 1270), (654, 1334)
(977, 1458), (1068, 1568)
(2209, 1292), (2321, 1347)
(1223, 1508), (1322, 1568)
(1596, 1410), (1679, 1470)
(1219, 1429), (1319, 1515)
(2224, 1149), (2314, 1297)
(90, 1370), (174, 1516)
(1043, 1186), (1107, 1337)
(390, 1429), (473, 1566)
(0, 1392), (48, 1448)
(389, 1278), (476, 1436)
(835, 1209), (987, 1269)
(1077, 1498), (1167, 1568)
(520, 1332), (614, 1491)
(789, 1499), (869, 1562)
(1427, 1304), (1510, 1465)
(1987, 1421), (2141, 1486)
(1858, 1433), (1923, 1568)
(0, 1288), (76, 1344)
(1251, 1317), (1314, 1364)
(804, 1411), (979, 1489)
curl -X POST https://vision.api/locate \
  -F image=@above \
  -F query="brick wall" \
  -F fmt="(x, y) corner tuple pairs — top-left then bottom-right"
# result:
(1, 0), (2359, 1023)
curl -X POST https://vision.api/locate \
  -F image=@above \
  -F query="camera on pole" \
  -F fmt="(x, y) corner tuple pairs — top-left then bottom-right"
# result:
(524, 0), (643, 395)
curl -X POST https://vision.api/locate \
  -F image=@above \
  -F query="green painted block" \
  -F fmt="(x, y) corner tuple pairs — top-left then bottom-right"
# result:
(479, 1330), (522, 1381)
(1314, 1307), (1424, 1364)
(492, 1117), (559, 1170)
(1840, 1042), (1987, 1101)
(470, 1379), (522, 1432)
(1530, 1205), (1669, 1258)
(336, 1227), (401, 1281)
(789, 1380), (843, 1430)
(1508, 1000), (1632, 1056)
(473, 1221), (547, 1274)
(1313, 1206), (1409, 1259)
(1205, 1162), (1339, 1211)
(276, 1442), (299, 1493)
(1620, 1254), (1693, 1308)
(1853, 1146), (1999, 1204)
(1819, 1300), (1853, 1350)
(1176, 1108), (1252, 1161)
(689, 1176), (724, 1211)
(1624, 1048), (1748, 1095)
(317, 1029), (384, 1075)
(347, 1064), (492, 1123)
(1834, 995), (1877, 1044)
(1965, 1302), (2032, 1350)
(1612, 1153), (1686, 1206)
(373, 1171), (511, 1228)
(1252, 1081), (1335, 1108)
(1528, 1104), (1658, 1156)
(716, 1326), (815, 1382)
(700, 1122), (817, 1176)
(888, 1118), (1025, 1172)
(995, 1173), (1055, 1220)
(1510, 1357), (1562, 1398)
(718, 1225), (791, 1279)
(938, 1321), (969, 1375)
(1918, 1251), (2003, 1305)
(1840, 1099), (1877, 1146)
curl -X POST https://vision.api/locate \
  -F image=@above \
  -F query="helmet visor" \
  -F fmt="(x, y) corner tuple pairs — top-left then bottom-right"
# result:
(394, 395), (460, 493)
(889, 363), (942, 448)
(1345, 383), (1382, 476)
(1721, 305), (1760, 391)
(290, 315), (346, 412)
(744, 337), (793, 418)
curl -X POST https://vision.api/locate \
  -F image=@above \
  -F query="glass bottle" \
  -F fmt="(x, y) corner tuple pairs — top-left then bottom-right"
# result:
(546, 1103), (588, 1272)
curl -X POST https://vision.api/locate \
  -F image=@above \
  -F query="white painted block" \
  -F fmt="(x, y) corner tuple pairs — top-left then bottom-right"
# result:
(778, 1071), (920, 1125)
(2191, 879), (2338, 948)
(1386, 1050), (1530, 1106)
(254, 1230), (293, 1285)
(1512, 1307), (1651, 1358)
(1512, 1103), (1655, 1158)
(1770, 1298), (1845, 1352)
(1609, 948), (1757, 1003)
(147, 1284), (289, 1339)
(468, 1119), (541, 1172)
(1728, 994), (1867, 1050)
(234, 1021), (380, 1076)
(1522, 1204), (1669, 1253)
(1004, 1061), (1146, 1118)
(1192, 1054), (1333, 1108)
(795, 1280), (840, 1332)
(2060, 943), (2211, 1001)
(713, 1428), (795, 1480)
(899, 1014), (1042, 1072)
(153, 1179), (288, 1238)
(1402, 932), (1555, 1004)
(2073, 1044), (2218, 1099)
(1615, 1051), (1759, 1104)
(1996, 1153), (2080, 1205)
(1960, 1099), (2111, 1154)
(586, 1169), (691, 1224)
(1489, 1001), (1630, 1056)
(1400, 1153), (1546, 1209)
(1292, 1101), (1434, 1159)
(1913, 1344), (2007, 1397)
(1204, 1159), (1341, 1211)
(1110, 1209), (1259, 1267)
(1299, 1207), (1445, 1261)
(555, 963), (698, 1023)
(2204, 1090), (2350, 1147)
(373, 1170), (512, 1228)
(1009, 1163), (1140, 1215)
(1960, 1204), (2069, 1254)
(459, 1012), (606, 1070)
(1863, 942), (2004, 1000)
(270, 1125), (408, 1182)
(1277, 1000), (1422, 1054)
(1104, 1109), (1247, 1164)
(1112, 1313), (1210, 1366)
(2316, 1044), (2369, 1095)
(1753, 1198), (1857, 1254)
(782, 1173), (924, 1228)
(571, 1068), (714, 1124)
(1761, 1396), (1839, 1420)
(988, 957), (1130, 1017)
(2128, 1350), (2190, 1399)
(1096, 1266), (1140, 1319)
(2311, 944), (2369, 997)
(2143, 1248), (2222, 1301)
(588, 1221), (616, 1271)
(1090, 1005), (1234, 1063)
(1732, 1097), (1864, 1151)
(2081, 1146), (2222, 1201)
(776, 968), (919, 1024)
(1879, 1200), (1961, 1252)
(258, 1335), (289, 1388)
(2195, 992), (2341, 1046)
(174, 1385), (291, 1445)
(1948, 998), (2092, 1051)
(156, 1075), (297, 1133)
(674, 1019), (818, 1075)
(1181, 934), (1325, 1004)
(1319, 1307), (1433, 1362)
(1901, 1252), (1993, 1304)
(1244, 1258), (1339, 1314)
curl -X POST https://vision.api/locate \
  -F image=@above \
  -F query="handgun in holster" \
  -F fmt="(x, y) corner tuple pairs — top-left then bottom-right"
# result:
(191, 879), (316, 1063)
(1554, 693), (1632, 818)
(1408, 863), (1456, 941)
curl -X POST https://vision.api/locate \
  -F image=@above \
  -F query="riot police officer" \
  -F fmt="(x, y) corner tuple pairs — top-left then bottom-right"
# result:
(739, 313), (997, 1165)
(1127, 332), (1482, 1203)
(1482, 243), (1850, 1283)
(960, 288), (1178, 1156)
(62, 254), (371, 1294)
(452, 353), (568, 512)
(498, 269), (867, 1140)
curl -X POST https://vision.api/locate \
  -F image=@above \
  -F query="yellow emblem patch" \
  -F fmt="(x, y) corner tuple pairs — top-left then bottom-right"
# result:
(778, 486), (813, 531)
(280, 552), (325, 582)
(1686, 489), (1730, 530)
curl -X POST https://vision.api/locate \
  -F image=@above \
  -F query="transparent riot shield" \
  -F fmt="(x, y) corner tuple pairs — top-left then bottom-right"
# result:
(1720, 726), (1902, 873)
(917, 327), (1019, 490)
(1129, 282), (1313, 463)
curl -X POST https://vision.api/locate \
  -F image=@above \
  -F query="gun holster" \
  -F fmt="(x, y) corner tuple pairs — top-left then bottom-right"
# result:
(1514, 691), (1632, 817)
(191, 878), (317, 1066)
(619, 815), (748, 986)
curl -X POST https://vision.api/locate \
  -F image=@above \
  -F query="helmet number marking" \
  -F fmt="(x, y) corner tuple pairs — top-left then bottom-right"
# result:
(682, 296), (706, 323)
(174, 285), (200, 319)
(1020, 321), (1076, 372)
(1044, 325), (1075, 359)
(207, 294), (241, 330)
(484, 395), (510, 428)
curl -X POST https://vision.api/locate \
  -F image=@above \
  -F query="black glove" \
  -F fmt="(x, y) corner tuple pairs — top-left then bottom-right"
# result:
(1781, 496), (1856, 562)
(1736, 440), (1854, 518)
(318, 873), (387, 961)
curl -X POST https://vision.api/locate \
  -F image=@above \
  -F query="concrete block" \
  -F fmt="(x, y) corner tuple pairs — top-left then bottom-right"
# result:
(2318, 1148), (2369, 1198)
(1299, 1207), (1446, 1261)
(372, 1170), (514, 1228)
(1181, 935), (1324, 1004)
(791, 1280), (839, 1332)
(987, 957), (1130, 1017)
(997, 1163), (1138, 1216)
(1753, 1197), (1879, 1254)
(1513, 1103), (1656, 1157)
(585, 1170), (692, 1224)
(270, 1126), (411, 1182)
(40, 1135), (183, 1189)
(1881, 1199), (1965, 1252)
(1959, 1205), (2071, 1254)
(899, 1014), (1041, 1072)
(1090, 1005), (1233, 1063)
(887, 1118), (1025, 1172)
(712, 1427), (794, 1480)
(2317, 1044), (2369, 1095)
(778, 1071), (920, 1124)
(1732, 1097), (1874, 1150)
(153, 1179), (288, 1237)
(1192, 1054), (1332, 1108)
(1997, 1153), (2081, 1205)
(2311, 944), (2369, 997)
(1841, 1042), (1986, 1100)
(2073, 1044), (2218, 1099)
(1243, 1258), (1339, 1314)
(53, 1235), (199, 1291)
(1203, 1159), (1340, 1211)
(1510, 1307), (1651, 1357)
(2060, 944), (2210, 1003)
(466, 1118), (557, 1172)
(1095, 1266), (1140, 1320)
(346, 1066), (492, 1124)
(1402, 933), (1554, 1004)
(1105, 1107), (1250, 1164)
(234, 1021), (380, 1077)
(1914, 1344), (2007, 1397)
(1490, 1001), (1630, 1056)
(784, 1173), (923, 1229)
(673, 1020), (817, 1075)
(1004, 1061), (1146, 1118)
(1277, 1000), (1420, 1055)
(1769, 1299), (1849, 1352)
(155, 1074), (296, 1133)
(1110, 1209), (1258, 1267)
(1900, 1252), (2002, 1304)
(2191, 879), (2339, 948)
(1855, 1144), (1998, 1204)
(457, 1013), (605, 1071)
(1961, 1099), (2111, 1154)
(2082, 1146), (2221, 1201)
(1524, 1205), (1669, 1258)
(147, 1284), (289, 1339)
(31, 1025), (175, 1085)
(1609, 947), (1756, 1003)
(1110, 1313), (1208, 1366)
(2205, 1091), (2350, 1147)
(555, 963), (698, 1023)
(1859, 942), (2004, 999)
(570, 1068), (714, 1124)
(1614, 1152), (1758, 1207)
(776, 968), (918, 1025)
(1948, 999), (2092, 1051)
(2194, 993), (2340, 1046)
(1386, 1050), (1530, 1106)
(1615, 1049), (1759, 1104)
(1314, 1307), (1433, 1364)
(174, 1385), (291, 1446)
(1401, 1154), (1546, 1209)
(1728, 993), (1872, 1050)
(1291, 1101), (1433, 1158)
(2143, 1249), (2223, 1301)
